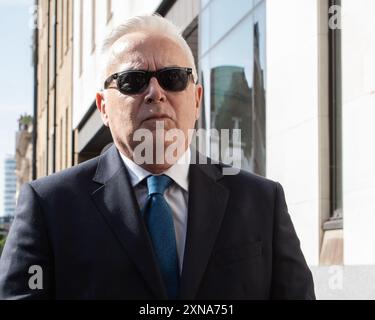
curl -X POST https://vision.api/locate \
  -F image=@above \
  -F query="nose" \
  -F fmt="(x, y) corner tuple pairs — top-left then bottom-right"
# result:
(144, 77), (166, 104)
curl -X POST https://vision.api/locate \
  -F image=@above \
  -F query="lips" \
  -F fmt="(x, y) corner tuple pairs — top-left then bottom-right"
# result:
(142, 114), (173, 122)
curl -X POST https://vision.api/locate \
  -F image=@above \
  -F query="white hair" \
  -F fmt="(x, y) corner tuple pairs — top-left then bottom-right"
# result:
(98, 14), (197, 89)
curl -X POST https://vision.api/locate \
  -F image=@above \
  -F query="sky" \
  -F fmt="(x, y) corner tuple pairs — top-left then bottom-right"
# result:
(0, 0), (34, 216)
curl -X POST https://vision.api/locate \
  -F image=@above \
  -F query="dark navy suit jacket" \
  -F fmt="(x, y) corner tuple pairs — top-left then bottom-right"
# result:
(0, 145), (315, 299)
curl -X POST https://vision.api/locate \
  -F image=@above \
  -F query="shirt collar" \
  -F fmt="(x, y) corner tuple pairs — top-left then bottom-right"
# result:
(119, 147), (191, 192)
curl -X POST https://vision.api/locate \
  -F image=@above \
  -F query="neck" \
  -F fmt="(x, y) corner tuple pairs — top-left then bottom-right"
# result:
(116, 141), (190, 174)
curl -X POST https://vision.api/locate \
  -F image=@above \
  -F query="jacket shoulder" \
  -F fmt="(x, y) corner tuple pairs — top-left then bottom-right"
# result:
(214, 161), (278, 190)
(29, 156), (100, 195)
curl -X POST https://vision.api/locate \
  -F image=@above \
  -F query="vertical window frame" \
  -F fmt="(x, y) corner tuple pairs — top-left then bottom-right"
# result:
(106, 0), (113, 24)
(79, 0), (83, 77)
(328, 0), (343, 222)
(91, 0), (96, 54)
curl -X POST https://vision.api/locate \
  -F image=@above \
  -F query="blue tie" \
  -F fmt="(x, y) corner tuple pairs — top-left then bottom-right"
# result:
(142, 174), (179, 299)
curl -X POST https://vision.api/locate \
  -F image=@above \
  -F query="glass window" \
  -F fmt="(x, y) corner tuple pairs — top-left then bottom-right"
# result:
(199, 1), (266, 175)
(200, 0), (258, 57)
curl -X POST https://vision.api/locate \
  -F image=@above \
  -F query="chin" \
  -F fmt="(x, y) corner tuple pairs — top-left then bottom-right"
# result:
(141, 163), (174, 174)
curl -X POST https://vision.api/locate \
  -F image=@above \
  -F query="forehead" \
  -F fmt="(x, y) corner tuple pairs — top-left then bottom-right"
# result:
(108, 32), (190, 71)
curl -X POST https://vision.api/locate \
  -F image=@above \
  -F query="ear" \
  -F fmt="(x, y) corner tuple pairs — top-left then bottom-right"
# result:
(96, 91), (110, 127)
(194, 84), (203, 121)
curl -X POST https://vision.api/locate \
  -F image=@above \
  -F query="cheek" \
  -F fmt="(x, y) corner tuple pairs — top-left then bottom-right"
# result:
(107, 97), (138, 128)
(175, 98), (197, 127)
(109, 110), (137, 143)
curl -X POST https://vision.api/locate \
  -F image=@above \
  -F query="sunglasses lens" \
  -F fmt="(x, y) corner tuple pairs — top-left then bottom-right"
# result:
(111, 68), (191, 94)
(117, 72), (147, 94)
(159, 69), (189, 91)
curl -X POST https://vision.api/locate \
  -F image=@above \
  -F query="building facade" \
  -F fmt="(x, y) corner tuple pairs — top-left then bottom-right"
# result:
(35, 0), (73, 179)
(15, 115), (33, 199)
(34, 0), (375, 298)
(2, 156), (16, 218)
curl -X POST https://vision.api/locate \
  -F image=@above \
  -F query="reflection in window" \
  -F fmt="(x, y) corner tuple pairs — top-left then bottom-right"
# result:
(209, 23), (266, 175)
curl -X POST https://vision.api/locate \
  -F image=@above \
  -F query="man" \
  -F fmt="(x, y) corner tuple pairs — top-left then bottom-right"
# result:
(0, 14), (315, 299)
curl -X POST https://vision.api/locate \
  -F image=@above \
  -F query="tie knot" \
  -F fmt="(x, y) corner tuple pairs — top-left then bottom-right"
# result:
(146, 174), (173, 196)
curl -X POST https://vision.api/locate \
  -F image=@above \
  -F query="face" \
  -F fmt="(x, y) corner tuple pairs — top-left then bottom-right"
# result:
(96, 32), (203, 173)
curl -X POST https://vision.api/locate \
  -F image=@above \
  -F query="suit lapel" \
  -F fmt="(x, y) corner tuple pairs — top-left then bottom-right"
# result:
(91, 145), (167, 299)
(179, 155), (230, 299)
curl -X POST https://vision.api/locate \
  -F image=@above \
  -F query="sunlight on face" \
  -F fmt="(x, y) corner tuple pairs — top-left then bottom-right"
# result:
(98, 32), (203, 172)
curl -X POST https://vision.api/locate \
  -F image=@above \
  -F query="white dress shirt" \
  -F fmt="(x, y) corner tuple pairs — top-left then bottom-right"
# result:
(120, 148), (191, 274)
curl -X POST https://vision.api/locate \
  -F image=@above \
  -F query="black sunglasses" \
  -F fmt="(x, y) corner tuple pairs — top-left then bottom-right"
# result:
(104, 67), (194, 95)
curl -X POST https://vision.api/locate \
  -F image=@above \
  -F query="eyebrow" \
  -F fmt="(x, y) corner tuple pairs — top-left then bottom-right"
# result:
(115, 63), (145, 72)
(116, 64), (183, 73)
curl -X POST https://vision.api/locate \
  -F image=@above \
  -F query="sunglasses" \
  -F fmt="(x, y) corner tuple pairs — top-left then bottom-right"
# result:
(104, 67), (194, 95)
